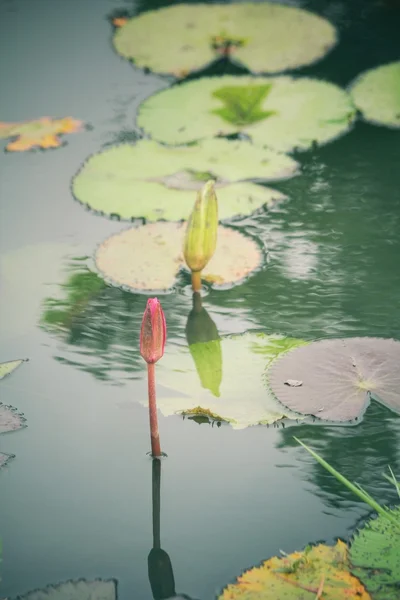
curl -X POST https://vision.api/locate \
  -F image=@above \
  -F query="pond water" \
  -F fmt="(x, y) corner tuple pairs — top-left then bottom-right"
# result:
(1, 0), (400, 598)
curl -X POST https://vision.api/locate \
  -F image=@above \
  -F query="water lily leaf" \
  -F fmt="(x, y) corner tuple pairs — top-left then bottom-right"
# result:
(350, 61), (400, 128)
(0, 404), (26, 434)
(269, 337), (400, 423)
(0, 117), (84, 152)
(0, 453), (14, 467)
(113, 3), (337, 76)
(11, 579), (117, 600)
(95, 222), (263, 292)
(0, 359), (26, 380)
(72, 138), (295, 221)
(350, 506), (400, 599)
(149, 333), (307, 429)
(218, 540), (372, 599)
(137, 75), (355, 152)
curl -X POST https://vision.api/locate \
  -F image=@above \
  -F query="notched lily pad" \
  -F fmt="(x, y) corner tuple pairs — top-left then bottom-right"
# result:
(0, 117), (84, 152)
(113, 3), (337, 76)
(137, 75), (355, 152)
(11, 578), (118, 600)
(95, 222), (263, 292)
(269, 337), (400, 423)
(72, 138), (295, 221)
(148, 332), (307, 429)
(350, 61), (400, 128)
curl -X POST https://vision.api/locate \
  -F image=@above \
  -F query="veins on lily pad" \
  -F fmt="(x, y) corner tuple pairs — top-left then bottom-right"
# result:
(212, 84), (277, 126)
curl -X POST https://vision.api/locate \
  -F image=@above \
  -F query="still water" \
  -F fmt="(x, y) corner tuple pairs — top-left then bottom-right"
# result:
(0, 0), (400, 598)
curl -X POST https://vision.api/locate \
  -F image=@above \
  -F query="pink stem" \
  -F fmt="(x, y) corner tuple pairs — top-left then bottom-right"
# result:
(148, 363), (162, 458)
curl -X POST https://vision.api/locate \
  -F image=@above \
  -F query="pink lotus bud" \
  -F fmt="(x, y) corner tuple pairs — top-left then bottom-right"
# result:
(140, 298), (166, 364)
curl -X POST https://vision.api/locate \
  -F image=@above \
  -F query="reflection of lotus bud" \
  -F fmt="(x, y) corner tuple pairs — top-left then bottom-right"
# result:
(186, 293), (222, 397)
(183, 180), (218, 273)
(140, 298), (167, 364)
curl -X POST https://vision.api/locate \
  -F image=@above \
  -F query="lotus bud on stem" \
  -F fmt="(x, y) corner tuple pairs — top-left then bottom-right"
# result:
(183, 180), (218, 293)
(140, 297), (166, 458)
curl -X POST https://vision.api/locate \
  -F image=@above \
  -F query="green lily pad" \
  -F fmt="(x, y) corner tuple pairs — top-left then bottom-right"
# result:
(350, 61), (400, 128)
(113, 3), (337, 76)
(95, 222), (263, 292)
(72, 138), (295, 221)
(268, 337), (400, 423)
(0, 359), (26, 380)
(350, 506), (400, 599)
(147, 332), (308, 429)
(137, 75), (355, 151)
(11, 579), (117, 600)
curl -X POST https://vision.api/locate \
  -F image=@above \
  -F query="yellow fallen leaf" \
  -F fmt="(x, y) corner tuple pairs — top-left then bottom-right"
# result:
(0, 116), (84, 152)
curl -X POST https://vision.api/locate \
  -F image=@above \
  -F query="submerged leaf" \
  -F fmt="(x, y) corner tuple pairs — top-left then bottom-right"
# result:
(95, 222), (263, 292)
(350, 61), (400, 128)
(218, 541), (372, 599)
(113, 3), (337, 75)
(137, 75), (355, 152)
(10, 579), (117, 600)
(269, 337), (400, 423)
(350, 506), (400, 600)
(0, 117), (84, 152)
(72, 138), (295, 221)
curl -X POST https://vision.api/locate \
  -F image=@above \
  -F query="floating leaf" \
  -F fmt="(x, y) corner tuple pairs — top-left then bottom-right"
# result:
(11, 579), (117, 600)
(0, 359), (26, 380)
(350, 506), (400, 599)
(137, 75), (355, 152)
(0, 453), (14, 468)
(95, 222), (263, 292)
(113, 3), (337, 76)
(0, 117), (84, 152)
(72, 138), (295, 221)
(350, 61), (400, 128)
(0, 404), (26, 434)
(269, 337), (400, 423)
(218, 540), (372, 599)
(148, 332), (307, 429)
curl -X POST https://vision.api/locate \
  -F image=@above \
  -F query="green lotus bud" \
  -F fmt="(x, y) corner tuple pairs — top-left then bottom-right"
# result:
(183, 180), (218, 275)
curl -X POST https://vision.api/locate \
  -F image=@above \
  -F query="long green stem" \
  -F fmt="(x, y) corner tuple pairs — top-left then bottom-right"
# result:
(148, 363), (161, 458)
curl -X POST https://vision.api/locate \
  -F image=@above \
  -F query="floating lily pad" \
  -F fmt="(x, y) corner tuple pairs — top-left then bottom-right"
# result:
(218, 540), (371, 599)
(0, 359), (26, 380)
(72, 138), (295, 221)
(0, 403), (26, 434)
(146, 332), (307, 429)
(0, 453), (14, 468)
(12, 579), (117, 600)
(95, 222), (263, 292)
(269, 337), (400, 423)
(350, 506), (400, 599)
(350, 61), (400, 128)
(137, 75), (355, 151)
(0, 117), (84, 152)
(113, 3), (337, 76)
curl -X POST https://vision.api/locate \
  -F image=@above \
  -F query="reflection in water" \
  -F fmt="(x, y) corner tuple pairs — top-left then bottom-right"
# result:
(185, 293), (222, 398)
(10, 579), (117, 600)
(277, 403), (400, 511)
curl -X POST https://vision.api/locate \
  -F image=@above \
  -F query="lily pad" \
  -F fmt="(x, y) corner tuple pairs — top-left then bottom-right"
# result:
(95, 222), (263, 292)
(350, 506), (400, 599)
(350, 61), (400, 128)
(0, 117), (84, 152)
(113, 3), (337, 76)
(137, 75), (355, 151)
(218, 540), (371, 599)
(147, 332), (307, 429)
(0, 453), (14, 468)
(268, 337), (400, 423)
(0, 403), (26, 434)
(72, 138), (295, 221)
(12, 579), (117, 600)
(0, 359), (26, 380)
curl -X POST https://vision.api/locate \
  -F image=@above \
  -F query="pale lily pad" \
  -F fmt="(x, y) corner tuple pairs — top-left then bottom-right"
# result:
(147, 332), (307, 429)
(12, 579), (117, 600)
(350, 506), (400, 599)
(0, 453), (14, 467)
(0, 359), (26, 380)
(95, 222), (263, 292)
(113, 3), (337, 76)
(137, 75), (355, 151)
(0, 403), (26, 434)
(72, 138), (294, 221)
(350, 61), (400, 128)
(269, 337), (400, 423)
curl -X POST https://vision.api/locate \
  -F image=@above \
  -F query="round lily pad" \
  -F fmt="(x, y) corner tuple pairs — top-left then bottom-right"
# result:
(11, 579), (117, 600)
(113, 3), (337, 76)
(95, 222), (263, 292)
(269, 337), (400, 423)
(72, 138), (294, 221)
(137, 75), (355, 151)
(148, 332), (308, 429)
(350, 61), (400, 128)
